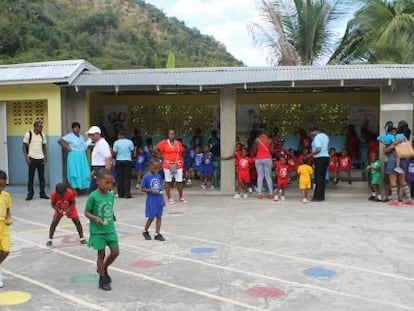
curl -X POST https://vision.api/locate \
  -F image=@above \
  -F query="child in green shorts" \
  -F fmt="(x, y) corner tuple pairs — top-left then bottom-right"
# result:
(85, 168), (119, 291)
(367, 152), (382, 201)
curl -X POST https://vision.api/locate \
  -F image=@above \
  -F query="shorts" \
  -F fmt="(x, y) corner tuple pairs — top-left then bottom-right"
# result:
(88, 232), (119, 250)
(277, 179), (288, 189)
(329, 165), (338, 172)
(0, 232), (11, 252)
(385, 153), (397, 174)
(237, 171), (251, 183)
(193, 165), (203, 175)
(202, 165), (213, 178)
(53, 206), (79, 219)
(146, 204), (163, 219)
(371, 174), (382, 185)
(163, 168), (183, 182)
(134, 163), (144, 172)
(299, 180), (311, 190)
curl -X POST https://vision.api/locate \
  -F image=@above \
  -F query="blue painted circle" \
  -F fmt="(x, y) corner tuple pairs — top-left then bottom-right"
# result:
(303, 268), (337, 279)
(190, 247), (217, 254)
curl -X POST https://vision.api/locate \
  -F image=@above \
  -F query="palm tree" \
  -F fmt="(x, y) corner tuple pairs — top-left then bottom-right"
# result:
(330, 0), (414, 64)
(248, 0), (354, 66)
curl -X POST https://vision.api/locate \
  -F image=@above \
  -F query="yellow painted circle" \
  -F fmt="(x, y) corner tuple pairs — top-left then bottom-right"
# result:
(0, 291), (31, 305)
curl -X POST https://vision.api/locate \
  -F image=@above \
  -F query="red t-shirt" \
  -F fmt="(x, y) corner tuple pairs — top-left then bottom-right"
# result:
(255, 135), (272, 159)
(157, 139), (184, 169)
(329, 155), (339, 171)
(276, 163), (289, 179)
(339, 155), (352, 171)
(287, 157), (297, 172)
(235, 153), (253, 173)
(51, 189), (78, 218)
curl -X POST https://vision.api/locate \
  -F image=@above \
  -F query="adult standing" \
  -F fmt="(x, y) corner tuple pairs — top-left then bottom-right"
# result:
(59, 122), (90, 194)
(309, 125), (330, 201)
(156, 129), (187, 204)
(253, 128), (274, 199)
(113, 130), (134, 198)
(22, 120), (49, 200)
(87, 126), (112, 193)
(383, 120), (412, 206)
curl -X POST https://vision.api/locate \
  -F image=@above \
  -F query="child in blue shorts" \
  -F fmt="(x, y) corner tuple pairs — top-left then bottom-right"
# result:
(141, 158), (166, 241)
(201, 144), (214, 189)
(193, 145), (204, 187)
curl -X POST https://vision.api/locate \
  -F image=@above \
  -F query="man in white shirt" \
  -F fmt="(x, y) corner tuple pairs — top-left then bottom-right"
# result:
(22, 121), (49, 201)
(86, 126), (112, 193)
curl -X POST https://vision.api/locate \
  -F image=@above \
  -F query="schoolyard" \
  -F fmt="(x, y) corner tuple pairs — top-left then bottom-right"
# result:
(1, 182), (414, 311)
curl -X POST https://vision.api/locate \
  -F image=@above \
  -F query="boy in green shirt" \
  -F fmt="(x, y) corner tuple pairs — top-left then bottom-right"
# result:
(85, 168), (119, 291)
(367, 152), (382, 202)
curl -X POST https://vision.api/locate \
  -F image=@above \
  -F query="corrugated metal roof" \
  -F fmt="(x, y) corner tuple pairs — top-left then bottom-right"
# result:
(0, 59), (99, 85)
(73, 64), (414, 87)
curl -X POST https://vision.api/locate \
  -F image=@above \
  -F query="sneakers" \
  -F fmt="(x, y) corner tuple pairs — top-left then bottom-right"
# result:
(257, 195), (263, 199)
(248, 187), (253, 193)
(243, 194), (248, 199)
(302, 198), (308, 203)
(200, 184), (206, 189)
(186, 179), (192, 185)
(168, 198), (175, 205)
(135, 183), (141, 189)
(368, 195), (376, 201)
(154, 233), (165, 241)
(99, 275), (112, 291)
(46, 239), (53, 246)
(233, 193), (241, 199)
(273, 195), (279, 201)
(281, 196), (286, 201)
(394, 167), (405, 174)
(142, 231), (151, 240)
(80, 238), (87, 245)
(267, 194), (273, 199)
(179, 198), (188, 203)
(40, 194), (50, 199)
(210, 185), (215, 189)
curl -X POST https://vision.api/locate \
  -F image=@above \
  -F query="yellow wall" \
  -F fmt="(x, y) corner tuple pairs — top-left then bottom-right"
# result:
(1, 84), (61, 135)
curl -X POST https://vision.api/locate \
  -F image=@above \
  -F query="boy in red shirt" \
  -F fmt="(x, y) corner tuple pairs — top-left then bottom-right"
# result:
(338, 148), (352, 185)
(47, 183), (86, 246)
(329, 147), (339, 184)
(274, 157), (289, 201)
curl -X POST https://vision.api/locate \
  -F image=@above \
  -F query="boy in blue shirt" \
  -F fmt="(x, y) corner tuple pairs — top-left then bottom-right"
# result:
(141, 158), (166, 241)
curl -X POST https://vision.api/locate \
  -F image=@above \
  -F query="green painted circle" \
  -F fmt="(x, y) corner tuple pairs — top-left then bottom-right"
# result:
(70, 274), (99, 283)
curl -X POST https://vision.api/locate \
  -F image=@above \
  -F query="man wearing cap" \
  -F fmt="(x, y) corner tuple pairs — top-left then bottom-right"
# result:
(86, 126), (112, 193)
(309, 125), (329, 201)
(22, 120), (49, 200)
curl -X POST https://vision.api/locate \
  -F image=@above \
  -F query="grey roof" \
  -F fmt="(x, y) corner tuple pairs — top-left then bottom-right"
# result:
(0, 59), (100, 85)
(73, 64), (414, 88)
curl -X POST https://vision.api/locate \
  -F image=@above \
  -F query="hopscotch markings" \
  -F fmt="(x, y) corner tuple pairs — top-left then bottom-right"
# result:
(12, 222), (88, 235)
(2, 268), (110, 311)
(116, 220), (414, 282)
(12, 235), (266, 311)
(12, 216), (414, 310)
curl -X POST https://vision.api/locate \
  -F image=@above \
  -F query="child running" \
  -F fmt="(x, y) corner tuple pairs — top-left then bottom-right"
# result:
(274, 156), (289, 201)
(47, 183), (86, 246)
(366, 152), (382, 201)
(141, 158), (166, 241)
(0, 170), (12, 288)
(85, 168), (119, 291)
(297, 157), (313, 203)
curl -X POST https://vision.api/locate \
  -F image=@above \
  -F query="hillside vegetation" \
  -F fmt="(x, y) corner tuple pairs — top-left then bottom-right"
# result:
(0, 0), (243, 68)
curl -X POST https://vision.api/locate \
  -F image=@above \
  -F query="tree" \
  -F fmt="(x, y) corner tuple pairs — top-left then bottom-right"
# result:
(330, 0), (414, 64)
(248, 0), (354, 66)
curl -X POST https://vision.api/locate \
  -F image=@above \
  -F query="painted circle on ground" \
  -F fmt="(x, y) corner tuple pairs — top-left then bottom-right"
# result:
(303, 268), (337, 279)
(0, 291), (32, 306)
(245, 287), (285, 298)
(70, 274), (99, 283)
(190, 247), (217, 254)
(133, 260), (162, 268)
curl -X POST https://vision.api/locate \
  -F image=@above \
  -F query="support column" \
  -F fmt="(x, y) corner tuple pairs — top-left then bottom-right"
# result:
(220, 87), (236, 195)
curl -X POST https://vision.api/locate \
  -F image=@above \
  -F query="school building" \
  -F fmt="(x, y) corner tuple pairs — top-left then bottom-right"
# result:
(0, 59), (413, 194)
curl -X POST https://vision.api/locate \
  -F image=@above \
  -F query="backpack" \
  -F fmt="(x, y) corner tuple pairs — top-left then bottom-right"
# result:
(25, 130), (45, 153)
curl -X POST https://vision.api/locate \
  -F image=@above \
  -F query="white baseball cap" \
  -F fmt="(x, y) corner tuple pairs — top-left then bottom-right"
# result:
(86, 126), (101, 134)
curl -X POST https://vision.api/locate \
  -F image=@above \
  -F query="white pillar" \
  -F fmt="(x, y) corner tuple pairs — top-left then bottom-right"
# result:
(220, 87), (236, 195)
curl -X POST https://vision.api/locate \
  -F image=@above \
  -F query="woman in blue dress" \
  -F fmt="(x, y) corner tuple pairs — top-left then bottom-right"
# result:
(59, 122), (90, 194)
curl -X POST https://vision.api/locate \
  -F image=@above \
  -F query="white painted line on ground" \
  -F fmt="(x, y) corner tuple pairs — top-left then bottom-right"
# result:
(2, 268), (110, 311)
(12, 216), (414, 311)
(116, 220), (414, 282)
(11, 235), (265, 311)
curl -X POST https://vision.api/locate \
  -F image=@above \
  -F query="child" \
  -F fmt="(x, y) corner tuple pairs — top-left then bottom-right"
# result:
(366, 153), (382, 201)
(134, 146), (146, 189)
(47, 183), (86, 246)
(201, 144), (214, 189)
(377, 121), (404, 174)
(287, 149), (298, 181)
(338, 148), (352, 185)
(0, 170), (12, 288)
(297, 157), (313, 203)
(222, 146), (253, 198)
(141, 158), (166, 241)
(274, 156), (289, 201)
(184, 144), (195, 185)
(328, 147), (339, 184)
(193, 145), (204, 187)
(85, 168), (119, 291)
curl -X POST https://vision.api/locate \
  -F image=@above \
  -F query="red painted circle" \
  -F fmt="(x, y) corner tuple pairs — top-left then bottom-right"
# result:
(245, 287), (285, 298)
(132, 260), (161, 268)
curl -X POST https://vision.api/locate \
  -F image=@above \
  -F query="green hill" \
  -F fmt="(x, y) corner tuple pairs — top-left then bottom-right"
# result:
(0, 0), (243, 68)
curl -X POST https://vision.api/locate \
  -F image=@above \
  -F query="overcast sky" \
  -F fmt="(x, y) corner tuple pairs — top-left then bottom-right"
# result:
(145, 0), (355, 67)
(146, 0), (268, 66)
